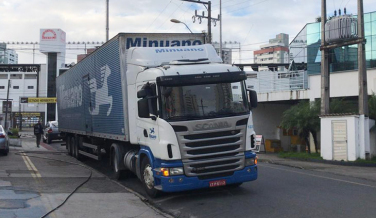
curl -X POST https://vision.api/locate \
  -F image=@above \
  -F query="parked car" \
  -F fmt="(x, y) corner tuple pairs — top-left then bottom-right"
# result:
(0, 125), (9, 155)
(43, 121), (63, 144)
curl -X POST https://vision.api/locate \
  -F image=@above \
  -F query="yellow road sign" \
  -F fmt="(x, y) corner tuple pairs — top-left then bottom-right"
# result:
(28, 98), (57, 103)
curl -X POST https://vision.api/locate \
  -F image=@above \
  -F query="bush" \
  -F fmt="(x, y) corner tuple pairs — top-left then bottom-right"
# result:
(9, 128), (20, 138)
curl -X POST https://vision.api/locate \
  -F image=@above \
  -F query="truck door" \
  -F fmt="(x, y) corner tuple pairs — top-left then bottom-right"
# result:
(82, 75), (93, 133)
(136, 82), (159, 148)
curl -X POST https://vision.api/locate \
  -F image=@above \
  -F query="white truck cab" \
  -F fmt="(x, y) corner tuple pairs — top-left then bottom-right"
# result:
(125, 45), (258, 196)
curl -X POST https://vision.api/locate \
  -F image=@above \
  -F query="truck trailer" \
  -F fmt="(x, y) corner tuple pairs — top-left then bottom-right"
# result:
(57, 33), (258, 197)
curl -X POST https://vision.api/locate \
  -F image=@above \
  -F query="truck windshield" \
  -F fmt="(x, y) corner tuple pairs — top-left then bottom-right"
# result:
(161, 82), (249, 121)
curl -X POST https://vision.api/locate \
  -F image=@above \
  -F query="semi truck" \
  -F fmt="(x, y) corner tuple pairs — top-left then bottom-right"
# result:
(57, 33), (258, 197)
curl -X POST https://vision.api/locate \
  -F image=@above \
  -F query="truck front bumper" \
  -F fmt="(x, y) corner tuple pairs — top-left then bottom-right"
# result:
(155, 165), (258, 193)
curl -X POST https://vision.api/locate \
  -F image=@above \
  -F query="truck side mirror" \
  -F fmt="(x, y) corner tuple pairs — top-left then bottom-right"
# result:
(248, 89), (258, 108)
(137, 89), (148, 98)
(138, 98), (150, 118)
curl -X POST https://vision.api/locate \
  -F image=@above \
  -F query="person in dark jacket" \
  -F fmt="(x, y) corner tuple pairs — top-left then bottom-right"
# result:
(34, 120), (44, 148)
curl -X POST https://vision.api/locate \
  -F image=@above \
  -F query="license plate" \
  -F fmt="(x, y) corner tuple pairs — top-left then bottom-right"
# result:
(209, 179), (226, 188)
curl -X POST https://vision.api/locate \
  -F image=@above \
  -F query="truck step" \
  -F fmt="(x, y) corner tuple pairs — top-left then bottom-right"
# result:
(79, 150), (99, 160)
(82, 142), (98, 149)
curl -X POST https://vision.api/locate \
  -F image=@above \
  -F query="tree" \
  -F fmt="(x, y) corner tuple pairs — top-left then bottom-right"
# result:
(368, 92), (376, 120)
(280, 99), (357, 153)
(280, 100), (320, 153)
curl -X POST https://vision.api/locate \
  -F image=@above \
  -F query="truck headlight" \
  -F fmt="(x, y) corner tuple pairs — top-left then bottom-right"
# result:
(245, 156), (257, 166)
(169, 167), (184, 176)
(157, 167), (184, 176)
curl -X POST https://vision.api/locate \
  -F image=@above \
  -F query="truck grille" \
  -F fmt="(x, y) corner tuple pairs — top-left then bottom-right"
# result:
(173, 117), (248, 177)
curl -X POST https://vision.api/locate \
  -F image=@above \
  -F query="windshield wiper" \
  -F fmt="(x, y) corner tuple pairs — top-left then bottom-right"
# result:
(167, 115), (202, 121)
(175, 58), (209, 62)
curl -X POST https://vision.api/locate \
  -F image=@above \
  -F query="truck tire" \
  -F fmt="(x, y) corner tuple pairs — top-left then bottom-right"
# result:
(67, 137), (72, 156)
(111, 149), (129, 180)
(71, 137), (77, 158)
(141, 157), (160, 198)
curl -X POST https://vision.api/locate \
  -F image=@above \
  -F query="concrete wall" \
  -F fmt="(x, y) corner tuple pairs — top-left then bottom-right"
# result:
(309, 69), (376, 100)
(253, 103), (292, 151)
(257, 68), (376, 102)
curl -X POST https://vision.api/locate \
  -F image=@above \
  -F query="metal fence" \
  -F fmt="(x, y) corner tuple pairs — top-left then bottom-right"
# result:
(245, 70), (308, 93)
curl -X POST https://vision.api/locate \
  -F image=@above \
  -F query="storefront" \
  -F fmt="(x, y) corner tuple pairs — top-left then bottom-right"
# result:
(12, 112), (45, 129)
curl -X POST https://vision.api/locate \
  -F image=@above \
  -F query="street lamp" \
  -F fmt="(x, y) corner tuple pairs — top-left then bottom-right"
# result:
(170, 19), (193, 33)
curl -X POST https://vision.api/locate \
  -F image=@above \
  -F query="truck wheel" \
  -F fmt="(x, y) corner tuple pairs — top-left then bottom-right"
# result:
(112, 150), (127, 180)
(71, 137), (77, 158)
(141, 157), (159, 198)
(67, 137), (72, 156)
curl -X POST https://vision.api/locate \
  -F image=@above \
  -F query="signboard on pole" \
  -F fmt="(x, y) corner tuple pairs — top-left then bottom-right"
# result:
(28, 98), (57, 103)
(20, 97), (28, 103)
(2, 101), (12, 113)
(254, 135), (265, 153)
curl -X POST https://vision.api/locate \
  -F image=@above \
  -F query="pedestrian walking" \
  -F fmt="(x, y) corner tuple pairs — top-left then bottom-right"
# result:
(34, 120), (44, 148)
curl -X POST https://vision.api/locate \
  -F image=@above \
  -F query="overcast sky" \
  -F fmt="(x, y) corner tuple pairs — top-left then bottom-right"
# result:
(1, 0), (376, 64)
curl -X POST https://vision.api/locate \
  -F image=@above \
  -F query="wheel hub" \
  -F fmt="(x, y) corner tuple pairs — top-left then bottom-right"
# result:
(143, 164), (154, 190)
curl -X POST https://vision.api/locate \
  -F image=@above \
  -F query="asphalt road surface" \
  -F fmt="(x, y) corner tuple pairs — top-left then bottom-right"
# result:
(49, 141), (376, 218)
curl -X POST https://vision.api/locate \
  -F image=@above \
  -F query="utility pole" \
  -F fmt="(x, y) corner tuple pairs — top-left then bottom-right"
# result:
(320, 0), (368, 116)
(358, 0), (368, 116)
(208, 1), (211, 43)
(219, 0), (222, 58)
(106, 0), (109, 42)
(320, 0), (330, 115)
(183, 0), (219, 44)
(4, 80), (11, 130)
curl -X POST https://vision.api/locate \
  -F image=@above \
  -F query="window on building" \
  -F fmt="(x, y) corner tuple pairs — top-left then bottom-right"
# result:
(0, 86), (4, 89)
(25, 74), (37, 79)
(28, 86), (34, 89)
(10, 74), (22, 79)
(13, 86), (19, 89)
(0, 74), (8, 79)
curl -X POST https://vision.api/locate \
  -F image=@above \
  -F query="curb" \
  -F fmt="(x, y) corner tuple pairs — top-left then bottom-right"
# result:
(258, 157), (376, 167)
(286, 157), (376, 167)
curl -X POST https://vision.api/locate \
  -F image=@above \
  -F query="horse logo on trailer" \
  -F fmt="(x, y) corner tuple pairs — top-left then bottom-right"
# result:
(88, 65), (113, 116)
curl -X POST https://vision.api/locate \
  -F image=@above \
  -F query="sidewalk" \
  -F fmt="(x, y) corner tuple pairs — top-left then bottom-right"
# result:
(257, 153), (376, 182)
(2, 133), (170, 218)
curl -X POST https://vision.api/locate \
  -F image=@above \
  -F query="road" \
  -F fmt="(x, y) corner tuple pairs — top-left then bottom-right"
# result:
(0, 139), (166, 218)
(48, 140), (376, 218)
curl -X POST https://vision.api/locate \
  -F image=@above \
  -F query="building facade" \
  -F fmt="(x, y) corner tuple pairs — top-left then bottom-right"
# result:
(254, 33), (289, 71)
(290, 11), (376, 75)
(249, 11), (376, 158)
(0, 64), (47, 129)
(0, 43), (18, 64)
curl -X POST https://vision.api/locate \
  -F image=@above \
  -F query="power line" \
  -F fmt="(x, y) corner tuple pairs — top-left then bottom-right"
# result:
(144, 0), (173, 32)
